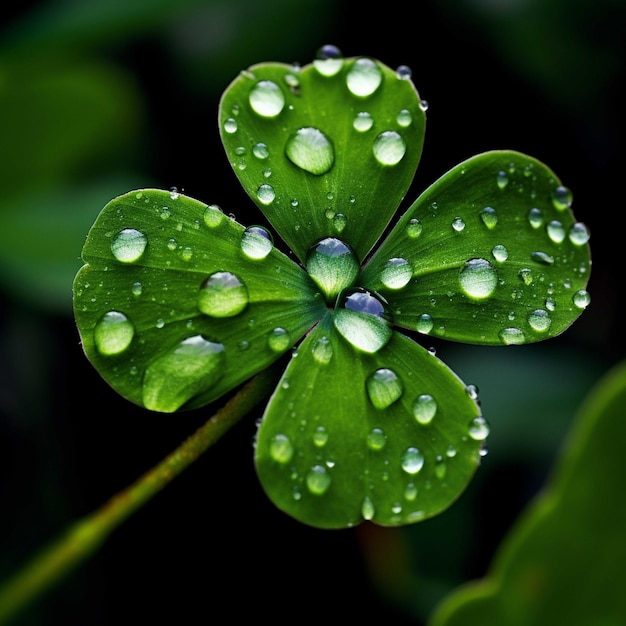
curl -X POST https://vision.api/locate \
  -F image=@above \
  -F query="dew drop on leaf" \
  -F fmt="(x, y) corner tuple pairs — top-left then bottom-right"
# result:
(372, 131), (406, 166)
(406, 218), (423, 238)
(412, 394), (437, 425)
(573, 289), (591, 309)
(306, 237), (359, 300)
(528, 207), (543, 229)
(552, 185), (573, 210)
(313, 426), (329, 447)
(94, 311), (135, 355)
(285, 127), (335, 175)
(198, 271), (249, 318)
(496, 170), (509, 189)
(546, 220), (566, 243)
(267, 327), (291, 352)
(362, 496), (376, 520)
(241, 225), (273, 259)
(367, 427), (387, 451)
(491, 244), (509, 262)
(203, 204), (225, 228)
(568, 222), (590, 245)
(313, 44), (344, 77)
(396, 108), (412, 127)
(249, 80), (285, 118)
(252, 143), (269, 159)
(479, 206), (498, 229)
(459, 258), (498, 300)
(530, 251), (555, 265)
(499, 327), (525, 345)
(256, 184), (275, 205)
(468, 416), (490, 441)
(416, 313), (434, 334)
(270, 433), (294, 463)
(366, 368), (404, 409)
(346, 57), (382, 97)
(311, 335), (333, 364)
(142, 336), (225, 412)
(401, 447), (425, 475)
(353, 111), (374, 132)
(306, 465), (332, 495)
(223, 118), (237, 133)
(528, 309), (552, 332)
(111, 228), (147, 263)
(452, 217), (466, 232)
(380, 257), (412, 289)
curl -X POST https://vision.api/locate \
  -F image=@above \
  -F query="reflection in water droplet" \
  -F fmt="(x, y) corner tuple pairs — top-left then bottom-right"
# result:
(333, 288), (393, 353)
(346, 58), (382, 97)
(416, 313), (434, 334)
(401, 447), (425, 474)
(546, 220), (566, 243)
(241, 225), (274, 259)
(496, 171), (509, 189)
(249, 80), (285, 117)
(285, 127), (334, 175)
(552, 185), (573, 210)
(499, 327), (525, 345)
(468, 416), (490, 441)
(380, 258), (412, 289)
(396, 65), (412, 80)
(204, 204), (225, 228)
(373, 131), (406, 166)
(311, 335), (333, 364)
(306, 465), (332, 495)
(479, 206), (498, 229)
(491, 244), (508, 262)
(256, 184), (275, 205)
(452, 217), (466, 232)
(406, 218), (423, 238)
(111, 228), (147, 263)
(223, 118), (237, 133)
(252, 143), (269, 159)
(569, 222), (590, 245)
(268, 327), (291, 352)
(459, 258), (498, 300)
(362, 496), (375, 520)
(413, 394), (437, 425)
(353, 111), (374, 132)
(94, 311), (135, 355)
(366, 368), (404, 409)
(142, 336), (225, 412)
(573, 289), (591, 309)
(270, 433), (294, 463)
(367, 427), (387, 451)
(528, 309), (552, 332)
(306, 238), (359, 300)
(528, 208), (543, 229)
(313, 44), (344, 77)
(198, 271), (249, 318)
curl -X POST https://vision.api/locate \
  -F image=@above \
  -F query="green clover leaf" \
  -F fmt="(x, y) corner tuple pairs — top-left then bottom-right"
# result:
(73, 46), (591, 529)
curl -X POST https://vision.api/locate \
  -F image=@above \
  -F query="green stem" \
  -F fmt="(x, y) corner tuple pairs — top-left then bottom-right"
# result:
(0, 368), (278, 624)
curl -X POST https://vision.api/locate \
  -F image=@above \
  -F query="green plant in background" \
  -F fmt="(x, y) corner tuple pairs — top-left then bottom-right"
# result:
(74, 45), (590, 529)
(0, 44), (592, 622)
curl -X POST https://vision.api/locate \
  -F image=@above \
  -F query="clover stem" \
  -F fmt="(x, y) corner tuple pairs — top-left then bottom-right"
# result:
(0, 366), (279, 624)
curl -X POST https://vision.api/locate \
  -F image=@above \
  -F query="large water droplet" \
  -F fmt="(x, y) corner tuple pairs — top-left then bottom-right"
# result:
(111, 228), (147, 263)
(366, 368), (403, 409)
(306, 465), (332, 495)
(413, 394), (437, 425)
(203, 204), (225, 228)
(380, 258), (412, 289)
(306, 237), (359, 300)
(552, 185), (573, 210)
(459, 258), (498, 300)
(573, 289), (591, 309)
(333, 288), (393, 353)
(142, 336), (225, 412)
(198, 271), (248, 318)
(346, 58), (382, 97)
(94, 311), (135, 355)
(285, 127), (335, 175)
(256, 184), (275, 205)
(491, 244), (509, 263)
(528, 309), (552, 332)
(313, 44), (344, 77)
(416, 313), (434, 334)
(249, 80), (285, 117)
(373, 131), (406, 166)
(267, 327), (291, 352)
(568, 222), (590, 245)
(353, 111), (374, 132)
(401, 447), (425, 475)
(546, 220), (566, 244)
(468, 416), (490, 441)
(499, 327), (525, 345)
(241, 225), (273, 259)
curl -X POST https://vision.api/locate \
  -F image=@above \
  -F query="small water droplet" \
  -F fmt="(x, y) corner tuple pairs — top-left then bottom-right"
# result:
(270, 433), (294, 463)
(373, 131), (406, 166)
(111, 228), (147, 263)
(346, 58), (382, 97)
(313, 426), (329, 448)
(313, 44), (344, 77)
(416, 313), (434, 334)
(203, 204), (224, 228)
(306, 237), (359, 300)
(479, 206), (498, 229)
(452, 217), (466, 232)
(333, 213), (347, 233)
(252, 143), (269, 159)
(94, 311), (135, 355)
(241, 225), (274, 260)
(396, 109), (412, 127)
(367, 428), (387, 451)
(419, 99), (429, 111)
(406, 218), (423, 238)
(568, 222), (590, 245)
(311, 335), (333, 364)
(396, 65), (412, 80)
(306, 465), (332, 495)
(362, 496), (375, 520)
(131, 282), (143, 297)
(545, 296), (556, 311)
(491, 244), (509, 262)
(353, 111), (374, 132)
(256, 184), (275, 205)
(518, 268), (533, 285)
(496, 171), (509, 189)
(528, 207), (543, 229)
(249, 80), (285, 117)
(268, 327), (291, 352)
(142, 336), (225, 412)
(435, 457), (447, 479)
(531, 251), (555, 265)
(499, 327), (525, 345)
(546, 220), (566, 243)
(198, 271), (249, 318)
(573, 289), (591, 309)
(404, 483), (418, 501)
(285, 127), (335, 175)
(468, 416), (490, 441)
(401, 447), (425, 475)
(223, 118), (238, 133)
(333, 288), (393, 353)
(413, 394), (437, 425)
(552, 185), (573, 210)
(366, 368), (404, 409)
(528, 309), (552, 332)
(459, 258), (498, 300)
(380, 257), (412, 289)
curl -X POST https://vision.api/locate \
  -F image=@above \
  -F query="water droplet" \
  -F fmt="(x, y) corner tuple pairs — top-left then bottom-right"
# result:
(346, 58), (382, 97)
(568, 222), (590, 245)
(333, 288), (393, 353)
(270, 433), (294, 463)
(452, 217), (466, 232)
(479, 206), (498, 229)
(435, 457), (447, 479)
(313, 426), (329, 447)
(367, 428), (387, 451)
(366, 368), (404, 409)
(380, 258), (412, 290)
(406, 218), (423, 238)
(459, 258), (498, 300)
(518, 268), (533, 285)
(311, 335), (333, 364)
(401, 447), (425, 475)
(333, 213), (347, 233)
(159, 206), (171, 220)
(203, 204), (224, 228)
(491, 244), (509, 262)
(396, 109), (412, 127)
(198, 271), (249, 318)
(396, 65), (412, 79)
(313, 44), (343, 77)
(552, 185), (572, 210)
(413, 394), (437, 425)
(223, 118), (237, 133)
(528, 207), (543, 229)
(404, 483), (418, 501)
(256, 184), (275, 205)
(94, 311), (135, 355)
(546, 220), (566, 243)
(268, 327), (291, 352)
(362, 496), (375, 520)
(252, 143), (269, 159)
(306, 237), (359, 300)
(496, 171), (509, 189)
(416, 313), (434, 334)
(545, 297), (556, 311)
(531, 251), (555, 265)
(468, 416), (490, 441)
(142, 336), (225, 412)
(419, 99), (429, 111)
(353, 111), (374, 132)
(249, 80), (285, 117)
(241, 225), (274, 259)
(131, 282), (143, 297)
(285, 127), (335, 175)
(499, 327), (525, 345)
(528, 309), (552, 332)
(573, 289), (591, 309)
(373, 131), (406, 166)
(306, 465), (332, 495)
(111, 228), (147, 263)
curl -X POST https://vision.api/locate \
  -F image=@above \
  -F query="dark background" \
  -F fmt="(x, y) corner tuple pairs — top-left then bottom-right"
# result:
(0, 0), (623, 623)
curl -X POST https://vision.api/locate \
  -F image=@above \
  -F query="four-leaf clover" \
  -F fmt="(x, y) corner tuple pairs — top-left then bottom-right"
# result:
(73, 46), (591, 529)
